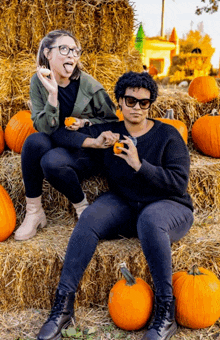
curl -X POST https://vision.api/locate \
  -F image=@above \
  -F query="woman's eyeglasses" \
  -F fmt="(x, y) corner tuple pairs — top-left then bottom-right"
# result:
(50, 45), (82, 58)
(123, 95), (152, 110)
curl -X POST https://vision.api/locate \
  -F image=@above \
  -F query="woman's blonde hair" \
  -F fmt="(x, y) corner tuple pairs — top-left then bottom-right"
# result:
(37, 29), (82, 79)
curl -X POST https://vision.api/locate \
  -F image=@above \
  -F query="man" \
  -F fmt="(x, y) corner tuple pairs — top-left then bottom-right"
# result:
(37, 71), (193, 340)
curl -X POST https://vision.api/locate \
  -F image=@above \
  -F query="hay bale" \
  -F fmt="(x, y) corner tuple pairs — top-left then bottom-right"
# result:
(0, 0), (135, 55)
(0, 220), (219, 311)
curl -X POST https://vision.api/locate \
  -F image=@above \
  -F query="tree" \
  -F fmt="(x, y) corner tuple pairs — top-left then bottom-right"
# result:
(180, 30), (215, 57)
(196, 0), (219, 14)
(135, 23), (146, 55)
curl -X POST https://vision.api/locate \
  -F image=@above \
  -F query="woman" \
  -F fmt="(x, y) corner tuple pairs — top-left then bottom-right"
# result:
(36, 71), (194, 340)
(14, 29), (117, 241)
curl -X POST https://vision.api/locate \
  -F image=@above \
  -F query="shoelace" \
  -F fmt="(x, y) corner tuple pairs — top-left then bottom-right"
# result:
(149, 303), (170, 334)
(47, 295), (67, 322)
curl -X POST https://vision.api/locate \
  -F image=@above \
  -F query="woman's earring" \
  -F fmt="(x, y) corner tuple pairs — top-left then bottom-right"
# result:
(118, 105), (122, 110)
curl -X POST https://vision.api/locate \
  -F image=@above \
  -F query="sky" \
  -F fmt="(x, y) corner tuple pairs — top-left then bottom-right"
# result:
(132, 0), (220, 68)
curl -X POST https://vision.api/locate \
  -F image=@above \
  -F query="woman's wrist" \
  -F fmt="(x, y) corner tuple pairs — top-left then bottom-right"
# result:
(48, 92), (58, 107)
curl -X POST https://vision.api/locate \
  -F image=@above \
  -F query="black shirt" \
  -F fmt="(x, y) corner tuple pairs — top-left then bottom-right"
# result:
(58, 78), (80, 126)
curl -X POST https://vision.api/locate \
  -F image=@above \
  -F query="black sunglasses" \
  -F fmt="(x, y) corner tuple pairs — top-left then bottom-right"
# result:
(123, 95), (153, 110)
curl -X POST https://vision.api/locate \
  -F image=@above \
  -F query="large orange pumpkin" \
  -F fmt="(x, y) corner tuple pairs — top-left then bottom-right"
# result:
(0, 126), (4, 154)
(188, 76), (219, 103)
(155, 109), (188, 144)
(191, 109), (220, 158)
(173, 265), (220, 329)
(0, 185), (16, 241)
(5, 110), (37, 153)
(108, 263), (154, 331)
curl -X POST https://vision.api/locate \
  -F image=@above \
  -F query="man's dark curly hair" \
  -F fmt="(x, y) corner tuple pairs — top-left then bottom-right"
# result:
(114, 71), (158, 103)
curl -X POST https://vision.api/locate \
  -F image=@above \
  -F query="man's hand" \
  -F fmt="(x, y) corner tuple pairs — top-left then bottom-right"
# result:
(114, 135), (142, 171)
(82, 131), (120, 149)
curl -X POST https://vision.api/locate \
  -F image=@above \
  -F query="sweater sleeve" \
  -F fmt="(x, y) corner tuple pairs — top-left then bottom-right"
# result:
(30, 75), (60, 135)
(136, 138), (190, 196)
(50, 122), (111, 150)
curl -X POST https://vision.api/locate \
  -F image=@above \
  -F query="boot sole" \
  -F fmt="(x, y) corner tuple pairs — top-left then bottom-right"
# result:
(14, 218), (47, 241)
(37, 319), (72, 340)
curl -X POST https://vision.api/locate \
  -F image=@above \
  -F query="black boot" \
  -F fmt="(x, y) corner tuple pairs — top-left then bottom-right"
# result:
(141, 296), (177, 340)
(37, 289), (75, 340)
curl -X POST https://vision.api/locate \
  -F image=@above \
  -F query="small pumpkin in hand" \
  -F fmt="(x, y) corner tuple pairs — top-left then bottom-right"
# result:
(108, 263), (154, 330)
(0, 185), (16, 241)
(64, 117), (76, 127)
(155, 109), (188, 144)
(172, 265), (220, 329)
(113, 141), (124, 154)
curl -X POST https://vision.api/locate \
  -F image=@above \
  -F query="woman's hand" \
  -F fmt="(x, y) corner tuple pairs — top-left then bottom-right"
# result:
(37, 67), (58, 95)
(65, 118), (85, 131)
(82, 131), (120, 149)
(114, 135), (142, 171)
(37, 67), (58, 107)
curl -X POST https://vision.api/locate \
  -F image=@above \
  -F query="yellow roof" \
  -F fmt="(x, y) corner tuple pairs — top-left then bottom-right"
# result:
(143, 38), (175, 50)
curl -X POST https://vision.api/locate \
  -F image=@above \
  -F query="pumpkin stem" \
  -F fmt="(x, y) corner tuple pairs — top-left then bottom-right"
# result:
(209, 109), (219, 116)
(164, 109), (174, 120)
(188, 264), (205, 276)
(119, 262), (136, 286)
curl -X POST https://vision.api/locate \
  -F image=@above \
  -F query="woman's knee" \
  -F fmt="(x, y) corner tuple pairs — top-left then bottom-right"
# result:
(40, 149), (67, 177)
(22, 132), (53, 155)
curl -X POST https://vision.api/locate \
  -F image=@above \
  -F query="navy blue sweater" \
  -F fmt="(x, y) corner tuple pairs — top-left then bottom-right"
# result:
(51, 119), (193, 211)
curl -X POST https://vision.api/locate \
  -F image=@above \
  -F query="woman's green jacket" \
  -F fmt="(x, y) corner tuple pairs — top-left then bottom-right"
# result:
(30, 70), (117, 135)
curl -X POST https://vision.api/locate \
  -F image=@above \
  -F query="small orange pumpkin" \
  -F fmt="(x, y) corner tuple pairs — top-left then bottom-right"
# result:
(0, 126), (4, 155)
(188, 76), (219, 103)
(0, 185), (16, 241)
(155, 109), (188, 144)
(173, 265), (220, 329)
(64, 117), (76, 127)
(108, 263), (154, 331)
(5, 110), (37, 154)
(191, 109), (220, 158)
(113, 141), (124, 154)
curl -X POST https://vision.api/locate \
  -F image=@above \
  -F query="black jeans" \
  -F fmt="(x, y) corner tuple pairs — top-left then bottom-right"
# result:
(21, 132), (100, 203)
(58, 192), (194, 300)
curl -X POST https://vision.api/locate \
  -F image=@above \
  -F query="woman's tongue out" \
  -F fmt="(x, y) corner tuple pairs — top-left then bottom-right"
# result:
(63, 62), (74, 74)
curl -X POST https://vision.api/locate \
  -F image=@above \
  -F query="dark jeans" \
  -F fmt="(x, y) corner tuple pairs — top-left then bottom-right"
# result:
(21, 133), (100, 203)
(58, 192), (194, 300)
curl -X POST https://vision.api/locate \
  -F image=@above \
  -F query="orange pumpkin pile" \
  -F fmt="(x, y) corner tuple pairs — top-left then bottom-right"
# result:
(5, 110), (37, 153)
(191, 109), (220, 158)
(188, 76), (219, 103)
(173, 265), (220, 329)
(64, 117), (76, 127)
(108, 263), (154, 330)
(0, 185), (16, 241)
(155, 109), (188, 144)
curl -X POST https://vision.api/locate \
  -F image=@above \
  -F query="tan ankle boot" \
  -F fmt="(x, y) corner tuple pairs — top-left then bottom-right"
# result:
(14, 196), (47, 241)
